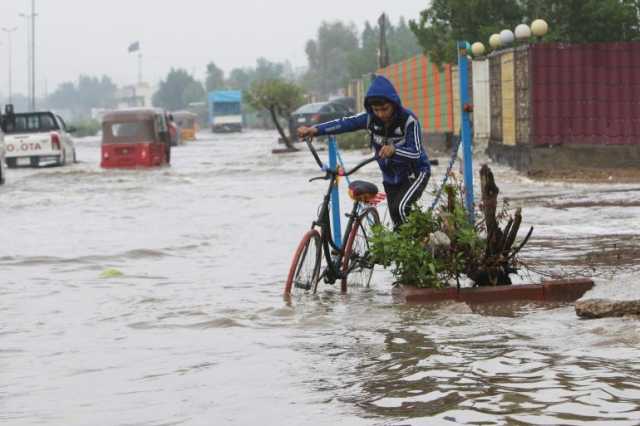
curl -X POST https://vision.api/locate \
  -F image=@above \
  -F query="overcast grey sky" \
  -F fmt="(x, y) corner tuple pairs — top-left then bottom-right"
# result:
(0, 0), (430, 97)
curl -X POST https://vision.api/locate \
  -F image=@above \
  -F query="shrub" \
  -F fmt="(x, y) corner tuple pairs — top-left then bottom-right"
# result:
(69, 119), (101, 137)
(336, 130), (369, 151)
(370, 185), (485, 288)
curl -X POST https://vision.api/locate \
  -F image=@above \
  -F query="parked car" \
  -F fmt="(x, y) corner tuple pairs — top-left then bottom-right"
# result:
(289, 101), (354, 141)
(101, 108), (171, 168)
(327, 96), (356, 113)
(3, 108), (76, 168)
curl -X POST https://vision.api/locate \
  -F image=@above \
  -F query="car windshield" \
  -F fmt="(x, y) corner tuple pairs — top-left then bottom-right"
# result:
(103, 121), (155, 143)
(213, 103), (241, 115)
(4, 113), (59, 134)
(293, 103), (327, 114)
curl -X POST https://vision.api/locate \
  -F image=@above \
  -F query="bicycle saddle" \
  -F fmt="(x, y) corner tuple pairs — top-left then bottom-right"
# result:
(348, 180), (379, 203)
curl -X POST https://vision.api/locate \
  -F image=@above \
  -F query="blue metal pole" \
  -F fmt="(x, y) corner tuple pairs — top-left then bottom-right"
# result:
(328, 136), (342, 248)
(457, 41), (475, 223)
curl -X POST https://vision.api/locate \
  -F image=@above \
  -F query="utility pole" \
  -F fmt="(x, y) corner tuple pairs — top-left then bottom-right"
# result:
(31, 0), (37, 111)
(2, 27), (17, 103)
(19, 2), (37, 111)
(377, 13), (390, 69)
(19, 13), (31, 107)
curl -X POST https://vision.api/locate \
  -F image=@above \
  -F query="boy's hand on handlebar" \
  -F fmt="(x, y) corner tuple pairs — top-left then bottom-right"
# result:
(379, 144), (395, 159)
(297, 126), (318, 139)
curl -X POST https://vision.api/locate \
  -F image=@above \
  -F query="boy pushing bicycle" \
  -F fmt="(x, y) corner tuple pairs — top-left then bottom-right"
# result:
(298, 75), (431, 229)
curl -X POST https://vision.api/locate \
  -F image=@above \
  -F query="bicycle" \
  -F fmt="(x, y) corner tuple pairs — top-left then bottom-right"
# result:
(284, 138), (382, 297)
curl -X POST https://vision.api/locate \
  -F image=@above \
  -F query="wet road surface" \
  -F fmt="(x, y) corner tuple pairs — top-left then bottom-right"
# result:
(1, 130), (639, 425)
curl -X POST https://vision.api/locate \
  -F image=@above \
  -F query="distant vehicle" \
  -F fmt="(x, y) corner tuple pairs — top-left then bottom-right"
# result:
(0, 125), (5, 185)
(100, 108), (171, 168)
(328, 96), (356, 113)
(3, 107), (76, 168)
(208, 90), (242, 132)
(172, 110), (198, 141)
(289, 101), (353, 141)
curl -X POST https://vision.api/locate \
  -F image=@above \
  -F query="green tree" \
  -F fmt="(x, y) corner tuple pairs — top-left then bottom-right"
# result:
(205, 62), (225, 92)
(46, 75), (117, 117)
(246, 79), (304, 148)
(409, 0), (524, 65)
(410, 0), (640, 66)
(227, 68), (254, 92)
(520, 0), (640, 42)
(347, 21), (380, 78)
(388, 17), (422, 63)
(182, 80), (206, 108)
(153, 68), (204, 111)
(303, 21), (359, 96)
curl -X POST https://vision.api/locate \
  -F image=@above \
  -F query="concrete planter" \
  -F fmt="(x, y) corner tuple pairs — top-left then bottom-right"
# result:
(395, 278), (594, 305)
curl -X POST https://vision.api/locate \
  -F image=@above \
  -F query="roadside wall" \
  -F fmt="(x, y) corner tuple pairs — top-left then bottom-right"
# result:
(488, 42), (640, 172)
(348, 54), (455, 152)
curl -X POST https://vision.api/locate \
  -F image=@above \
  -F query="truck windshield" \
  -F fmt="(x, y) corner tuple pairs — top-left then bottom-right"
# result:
(213, 103), (241, 116)
(4, 113), (59, 134)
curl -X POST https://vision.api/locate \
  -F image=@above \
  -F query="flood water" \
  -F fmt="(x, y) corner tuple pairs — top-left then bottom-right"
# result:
(2, 130), (640, 425)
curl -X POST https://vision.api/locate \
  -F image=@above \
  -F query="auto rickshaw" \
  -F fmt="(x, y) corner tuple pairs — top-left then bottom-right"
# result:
(101, 108), (171, 168)
(172, 111), (198, 142)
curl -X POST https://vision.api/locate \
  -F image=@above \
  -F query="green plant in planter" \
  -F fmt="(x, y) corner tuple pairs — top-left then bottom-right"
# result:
(370, 184), (485, 288)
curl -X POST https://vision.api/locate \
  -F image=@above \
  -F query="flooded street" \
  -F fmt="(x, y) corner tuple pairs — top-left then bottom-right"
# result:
(2, 130), (640, 425)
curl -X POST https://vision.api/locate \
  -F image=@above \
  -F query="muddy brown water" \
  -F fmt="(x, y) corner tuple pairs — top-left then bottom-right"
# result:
(1, 131), (639, 425)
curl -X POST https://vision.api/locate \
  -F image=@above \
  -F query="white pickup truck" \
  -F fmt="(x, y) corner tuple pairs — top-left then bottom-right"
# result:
(3, 111), (76, 168)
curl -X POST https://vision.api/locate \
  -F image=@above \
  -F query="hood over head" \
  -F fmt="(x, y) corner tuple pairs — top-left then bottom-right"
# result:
(364, 75), (402, 114)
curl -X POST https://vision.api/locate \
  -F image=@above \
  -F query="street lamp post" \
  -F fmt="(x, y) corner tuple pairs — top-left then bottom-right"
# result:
(2, 27), (18, 104)
(19, 13), (32, 108)
(19, 0), (37, 111)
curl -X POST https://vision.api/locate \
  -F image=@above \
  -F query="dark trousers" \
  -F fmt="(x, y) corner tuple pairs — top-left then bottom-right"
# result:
(383, 171), (429, 228)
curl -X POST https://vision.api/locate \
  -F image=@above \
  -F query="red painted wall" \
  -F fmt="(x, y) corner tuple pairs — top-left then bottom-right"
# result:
(531, 43), (640, 146)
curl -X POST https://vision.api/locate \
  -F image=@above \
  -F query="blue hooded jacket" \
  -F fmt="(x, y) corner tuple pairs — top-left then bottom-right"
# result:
(315, 75), (431, 185)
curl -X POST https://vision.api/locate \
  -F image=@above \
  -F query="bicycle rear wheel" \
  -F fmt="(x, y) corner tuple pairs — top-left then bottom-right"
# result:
(341, 207), (380, 292)
(284, 229), (322, 296)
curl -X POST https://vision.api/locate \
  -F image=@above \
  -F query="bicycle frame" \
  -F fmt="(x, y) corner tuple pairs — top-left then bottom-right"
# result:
(311, 173), (361, 284)
(301, 137), (377, 286)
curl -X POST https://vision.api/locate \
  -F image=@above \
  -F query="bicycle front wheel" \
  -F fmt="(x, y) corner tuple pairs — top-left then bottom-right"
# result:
(284, 229), (322, 296)
(341, 207), (380, 292)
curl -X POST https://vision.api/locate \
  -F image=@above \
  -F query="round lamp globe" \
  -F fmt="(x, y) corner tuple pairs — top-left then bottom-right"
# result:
(471, 42), (485, 56)
(531, 19), (549, 37)
(499, 29), (515, 45)
(489, 34), (501, 49)
(515, 24), (531, 40)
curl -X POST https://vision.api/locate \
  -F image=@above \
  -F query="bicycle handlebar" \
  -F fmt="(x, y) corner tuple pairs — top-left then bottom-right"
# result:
(303, 137), (377, 180)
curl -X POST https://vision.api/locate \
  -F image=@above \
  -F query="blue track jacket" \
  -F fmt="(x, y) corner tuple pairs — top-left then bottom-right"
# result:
(314, 75), (431, 185)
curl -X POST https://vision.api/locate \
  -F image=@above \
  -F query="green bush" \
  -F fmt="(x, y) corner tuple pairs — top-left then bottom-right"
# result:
(336, 130), (369, 151)
(69, 119), (101, 137)
(370, 185), (485, 288)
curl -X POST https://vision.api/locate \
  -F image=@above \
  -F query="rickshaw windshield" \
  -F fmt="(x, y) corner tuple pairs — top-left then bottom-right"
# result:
(103, 120), (156, 144)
